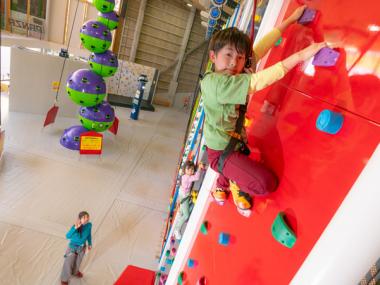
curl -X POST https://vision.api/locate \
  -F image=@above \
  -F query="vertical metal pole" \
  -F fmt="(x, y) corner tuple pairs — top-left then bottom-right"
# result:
(129, 0), (147, 62)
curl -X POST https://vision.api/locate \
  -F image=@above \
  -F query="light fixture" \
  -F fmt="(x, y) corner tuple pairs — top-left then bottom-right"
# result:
(368, 24), (380, 32)
(187, 3), (192, 7)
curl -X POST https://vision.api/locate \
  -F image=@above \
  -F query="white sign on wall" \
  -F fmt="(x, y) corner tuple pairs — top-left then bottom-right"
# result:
(9, 11), (46, 39)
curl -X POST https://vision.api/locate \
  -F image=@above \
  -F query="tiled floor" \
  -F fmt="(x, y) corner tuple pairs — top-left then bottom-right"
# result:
(0, 92), (188, 284)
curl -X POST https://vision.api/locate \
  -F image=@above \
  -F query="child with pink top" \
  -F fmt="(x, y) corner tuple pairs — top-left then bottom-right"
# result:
(174, 161), (206, 240)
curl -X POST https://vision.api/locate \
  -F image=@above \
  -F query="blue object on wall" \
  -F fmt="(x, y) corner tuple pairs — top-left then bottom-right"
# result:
(316, 109), (344, 134)
(218, 232), (230, 246)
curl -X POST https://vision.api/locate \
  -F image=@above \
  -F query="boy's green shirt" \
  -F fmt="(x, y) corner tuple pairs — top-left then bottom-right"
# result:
(201, 73), (251, 150)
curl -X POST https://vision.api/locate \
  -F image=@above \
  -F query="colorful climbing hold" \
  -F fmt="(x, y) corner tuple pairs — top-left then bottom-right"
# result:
(271, 212), (297, 248)
(178, 271), (185, 285)
(316, 109), (344, 134)
(200, 221), (209, 235)
(218, 232), (230, 246)
(187, 258), (196, 268)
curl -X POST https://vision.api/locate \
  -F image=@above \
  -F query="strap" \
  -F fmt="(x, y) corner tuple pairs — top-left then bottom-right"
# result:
(217, 104), (247, 173)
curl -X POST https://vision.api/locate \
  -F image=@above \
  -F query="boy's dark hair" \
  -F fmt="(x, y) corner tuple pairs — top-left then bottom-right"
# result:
(209, 27), (252, 63)
(184, 161), (195, 171)
(78, 211), (89, 219)
(77, 211), (89, 237)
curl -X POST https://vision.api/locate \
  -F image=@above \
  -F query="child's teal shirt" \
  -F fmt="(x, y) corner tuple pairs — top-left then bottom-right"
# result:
(66, 223), (92, 248)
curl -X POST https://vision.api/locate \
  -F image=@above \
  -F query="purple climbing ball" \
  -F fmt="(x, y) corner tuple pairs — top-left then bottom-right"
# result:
(80, 20), (112, 41)
(66, 69), (106, 107)
(79, 101), (115, 132)
(80, 20), (112, 53)
(89, 50), (118, 67)
(67, 69), (106, 94)
(98, 11), (119, 30)
(60, 125), (89, 150)
(88, 50), (118, 77)
(79, 101), (115, 123)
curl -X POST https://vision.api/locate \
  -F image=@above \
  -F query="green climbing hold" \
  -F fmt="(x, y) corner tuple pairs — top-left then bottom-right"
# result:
(200, 221), (208, 235)
(275, 37), (282, 46)
(178, 271), (184, 285)
(271, 212), (296, 248)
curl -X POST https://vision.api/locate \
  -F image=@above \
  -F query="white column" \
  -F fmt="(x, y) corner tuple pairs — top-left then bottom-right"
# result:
(291, 144), (380, 285)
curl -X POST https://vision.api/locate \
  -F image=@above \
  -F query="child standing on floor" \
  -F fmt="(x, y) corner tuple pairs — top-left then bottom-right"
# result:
(174, 161), (206, 240)
(61, 211), (92, 285)
(201, 6), (326, 216)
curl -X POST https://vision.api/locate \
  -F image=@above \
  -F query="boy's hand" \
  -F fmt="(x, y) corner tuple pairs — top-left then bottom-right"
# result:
(287, 5), (307, 24)
(244, 67), (255, 74)
(74, 219), (81, 229)
(298, 42), (327, 61)
(277, 5), (307, 33)
(282, 42), (327, 71)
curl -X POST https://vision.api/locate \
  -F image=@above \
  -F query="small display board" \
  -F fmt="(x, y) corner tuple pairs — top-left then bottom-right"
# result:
(79, 131), (103, 155)
(52, 81), (60, 92)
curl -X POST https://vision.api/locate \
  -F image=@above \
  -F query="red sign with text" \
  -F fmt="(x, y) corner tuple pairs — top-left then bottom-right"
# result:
(79, 131), (103, 155)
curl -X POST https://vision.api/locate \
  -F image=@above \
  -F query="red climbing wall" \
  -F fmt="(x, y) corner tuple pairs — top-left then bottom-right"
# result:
(179, 1), (380, 284)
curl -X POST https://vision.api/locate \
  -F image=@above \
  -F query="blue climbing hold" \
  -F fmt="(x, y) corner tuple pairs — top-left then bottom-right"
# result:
(187, 258), (196, 268)
(316, 109), (344, 135)
(218, 232), (230, 246)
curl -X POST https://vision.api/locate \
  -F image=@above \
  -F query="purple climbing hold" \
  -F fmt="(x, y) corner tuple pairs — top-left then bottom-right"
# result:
(312, 47), (340, 67)
(298, 8), (317, 25)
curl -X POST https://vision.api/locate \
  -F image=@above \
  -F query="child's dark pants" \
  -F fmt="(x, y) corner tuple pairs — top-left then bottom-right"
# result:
(207, 147), (278, 196)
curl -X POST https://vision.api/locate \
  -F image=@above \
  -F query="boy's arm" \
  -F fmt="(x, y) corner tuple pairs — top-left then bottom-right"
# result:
(66, 226), (76, 239)
(249, 42), (326, 93)
(253, 28), (282, 62)
(252, 6), (307, 62)
(86, 224), (92, 246)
